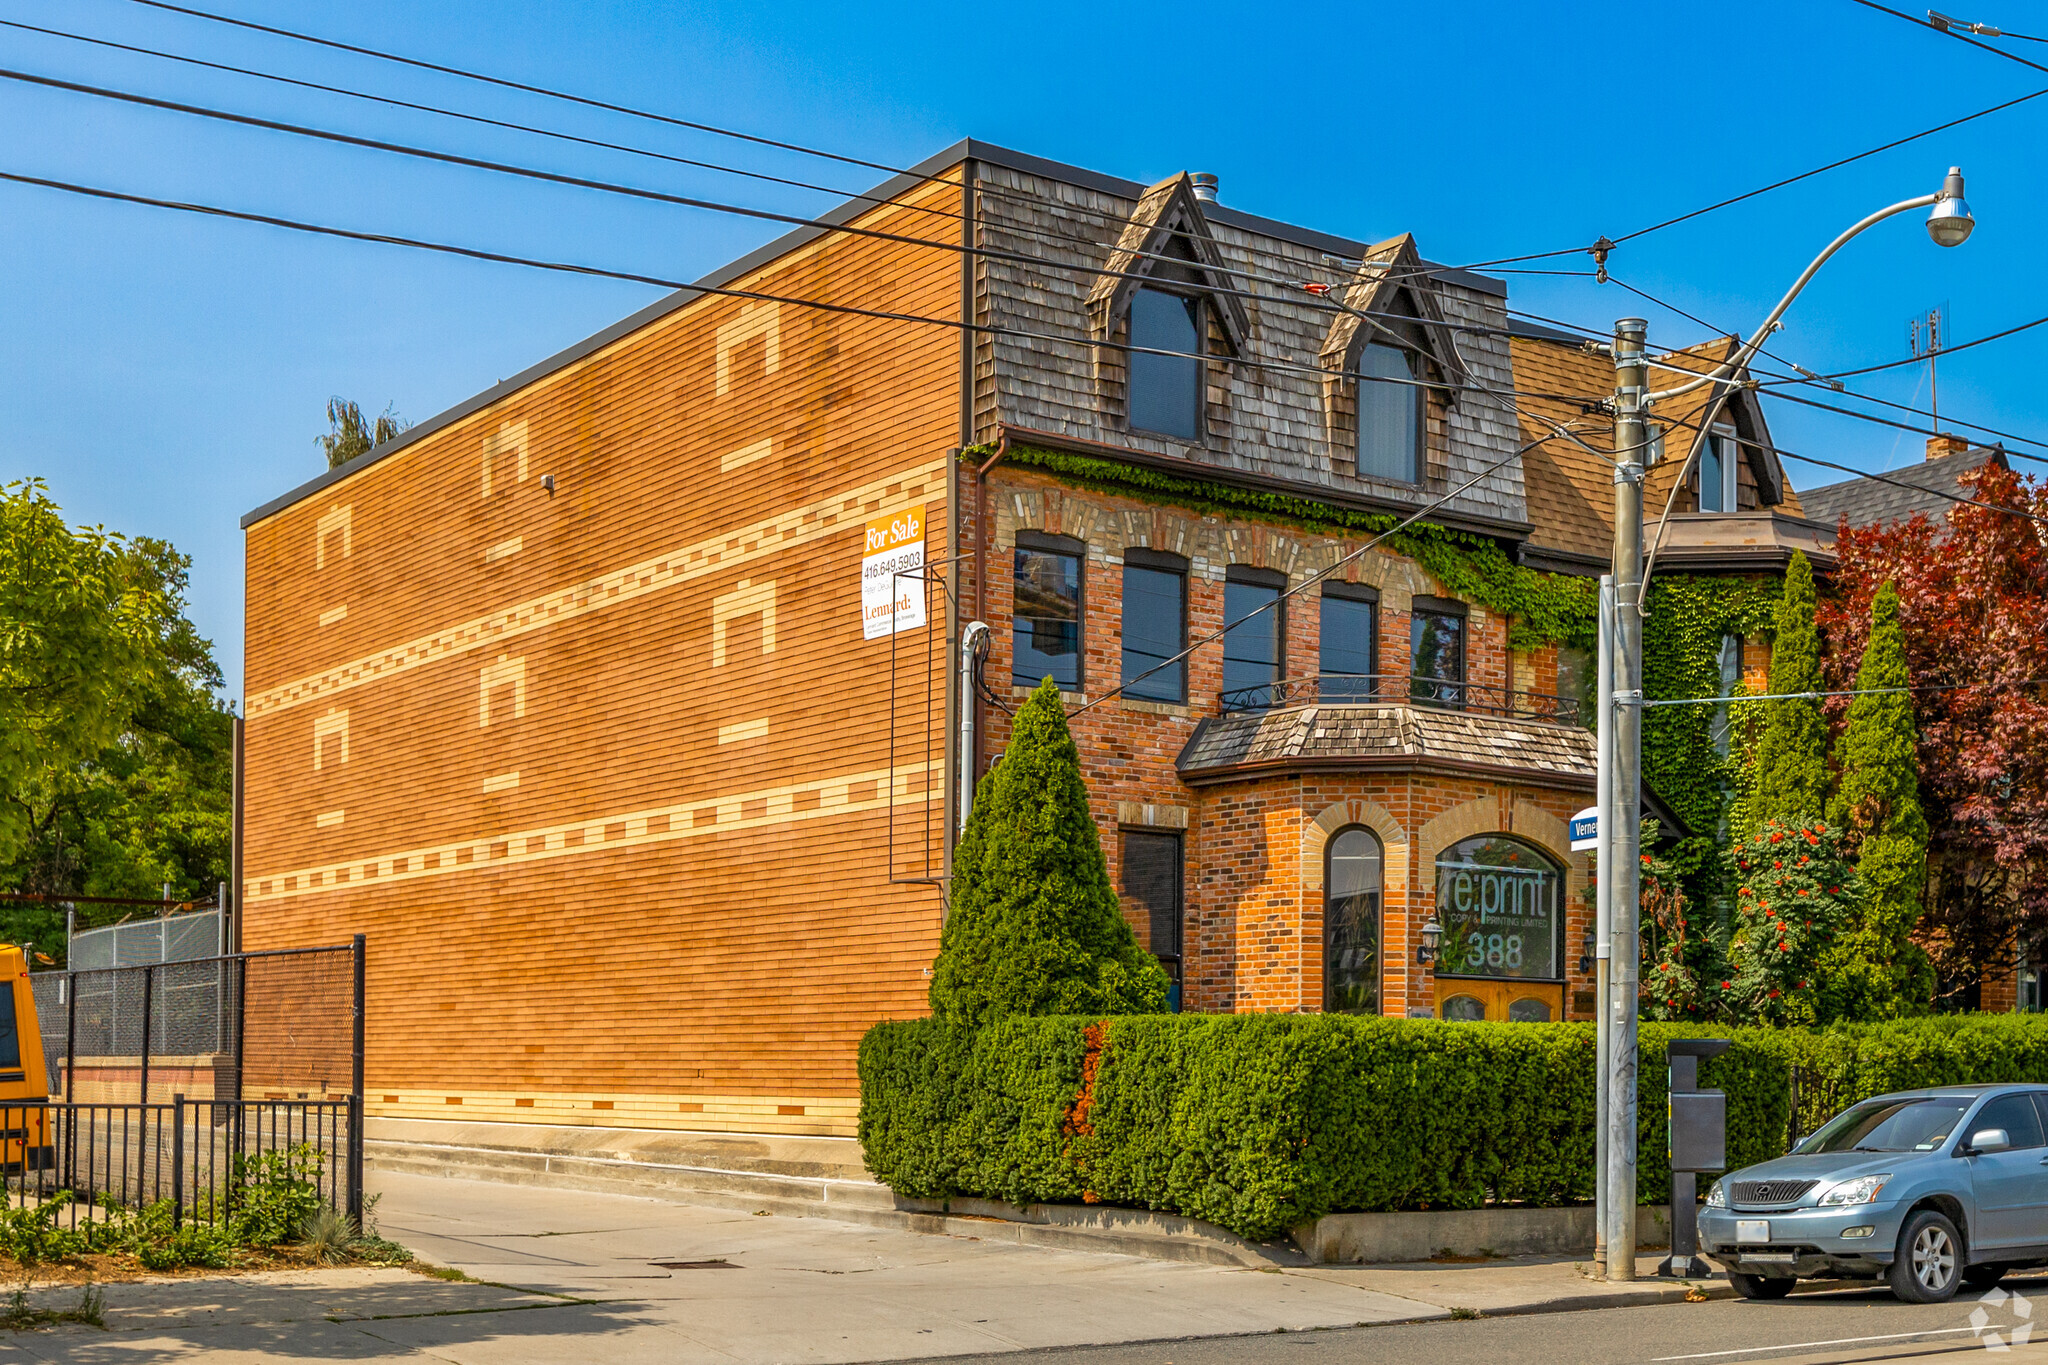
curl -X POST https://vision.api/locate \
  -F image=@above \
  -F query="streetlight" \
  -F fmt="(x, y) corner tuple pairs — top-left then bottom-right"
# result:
(1598, 168), (1976, 1284)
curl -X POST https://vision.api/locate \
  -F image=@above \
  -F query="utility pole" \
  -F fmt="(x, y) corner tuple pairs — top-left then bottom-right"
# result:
(1604, 318), (1648, 1282)
(1593, 573), (1614, 1277)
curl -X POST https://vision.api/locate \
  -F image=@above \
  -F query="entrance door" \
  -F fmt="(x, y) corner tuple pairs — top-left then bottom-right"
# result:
(1436, 979), (1565, 1022)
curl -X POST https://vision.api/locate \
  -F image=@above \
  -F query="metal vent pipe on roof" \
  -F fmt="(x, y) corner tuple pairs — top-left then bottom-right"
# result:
(1189, 173), (1219, 203)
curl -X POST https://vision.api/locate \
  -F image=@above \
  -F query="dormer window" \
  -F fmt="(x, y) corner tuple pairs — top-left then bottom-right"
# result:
(1129, 286), (1204, 440)
(1357, 342), (1422, 483)
(1085, 174), (1250, 444)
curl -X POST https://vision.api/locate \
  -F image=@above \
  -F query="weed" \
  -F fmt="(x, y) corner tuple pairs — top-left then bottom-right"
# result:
(1448, 1306), (1483, 1320)
(297, 1206), (358, 1265)
(415, 1263), (475, 1283)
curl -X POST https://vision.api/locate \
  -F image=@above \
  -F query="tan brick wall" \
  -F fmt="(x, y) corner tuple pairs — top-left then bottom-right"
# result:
(241, 177), (966, 1135)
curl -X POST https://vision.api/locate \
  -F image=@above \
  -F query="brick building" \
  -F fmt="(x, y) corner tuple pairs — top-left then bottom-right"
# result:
(239, 142), (1823, 1137)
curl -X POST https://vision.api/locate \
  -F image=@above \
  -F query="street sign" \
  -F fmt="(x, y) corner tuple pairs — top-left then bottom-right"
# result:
(1569, 806), (1598, 852)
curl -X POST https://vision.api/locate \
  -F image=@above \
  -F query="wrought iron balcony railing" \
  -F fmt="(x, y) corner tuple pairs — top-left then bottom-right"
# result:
(1216, 673), (1582, 725)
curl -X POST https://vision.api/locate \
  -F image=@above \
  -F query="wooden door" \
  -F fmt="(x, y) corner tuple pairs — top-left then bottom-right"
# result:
(1435, 979), (1565, 1022)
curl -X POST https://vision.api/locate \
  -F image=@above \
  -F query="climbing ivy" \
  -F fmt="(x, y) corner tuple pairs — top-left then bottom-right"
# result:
(979, 443), (1599, 651)
(1641, 574), (1782, 908)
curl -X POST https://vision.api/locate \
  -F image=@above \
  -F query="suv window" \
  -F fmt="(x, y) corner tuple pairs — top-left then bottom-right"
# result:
(1801, 1097), (1971, 1153)
(1973, 1094), (2047, 1149)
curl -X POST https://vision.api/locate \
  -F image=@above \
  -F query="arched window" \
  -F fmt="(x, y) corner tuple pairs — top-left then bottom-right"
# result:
(1324, 827), (1383, 1014)
(1432, 835), (1565, 981)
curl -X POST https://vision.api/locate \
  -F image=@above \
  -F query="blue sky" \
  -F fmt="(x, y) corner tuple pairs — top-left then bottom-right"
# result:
(5, 0), (2044, 700)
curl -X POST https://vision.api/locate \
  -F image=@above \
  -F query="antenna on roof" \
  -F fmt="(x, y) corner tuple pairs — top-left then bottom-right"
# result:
(1908, 302), (1949, 432)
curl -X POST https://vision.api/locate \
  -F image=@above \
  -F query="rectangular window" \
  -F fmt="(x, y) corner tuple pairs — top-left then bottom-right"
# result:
(1699, 426), (1739, 513)
(1410, 598), (1466, 707)
(1122, 830), (1183, 1011)
(1319, 585), (1378, 702)
(1013, 539), (1082, 690)
(1127, 287), (1203, 441)
(1222, 568), (1283, 702)
(1121, 552), (1187, 703)
(1710, 633), (1742, 755)
(1357, 342), (1422, 483)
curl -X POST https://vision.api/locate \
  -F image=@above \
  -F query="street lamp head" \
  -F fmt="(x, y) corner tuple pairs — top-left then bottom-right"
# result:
(1927, 166), (1974, 247)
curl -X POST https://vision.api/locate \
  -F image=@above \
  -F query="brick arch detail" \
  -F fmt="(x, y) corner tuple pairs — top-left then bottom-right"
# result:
(1415, 794), (1584, 897)
(1301, 797), (1407, 899)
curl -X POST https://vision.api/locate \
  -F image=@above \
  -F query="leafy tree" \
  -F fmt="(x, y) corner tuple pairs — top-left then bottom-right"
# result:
(1819, 460), (2048, 1007)
(0, 481), (174, 867)
(1818, 582), (1933, 1019)
(0, 526), (229, 962)
(1751, 551), (1829, 831)
(316, 398), (409, 470)
(928, 679), (1169, 1026)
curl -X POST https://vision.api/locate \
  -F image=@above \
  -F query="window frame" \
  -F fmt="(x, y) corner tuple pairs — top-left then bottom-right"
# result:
(1323, 824), (1384, 1015)
(1012, 531), (1086, 692)
(1121, 828), (1185, 1010)
(1319, 580), (1380, 701)
(1222, 564), (1287, 701)
(1355, 341), (1424, 484)
(1126, 284), (1208, 442)
(1431, 834), (1568, 985)
(1408, 594), (1468, 706)
(1120, 547), (1189, 704)
(1699, 423), (1740, 513)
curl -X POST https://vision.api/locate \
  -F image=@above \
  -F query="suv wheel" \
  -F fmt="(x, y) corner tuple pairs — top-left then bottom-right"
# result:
(1728, 1271), (1796, 1300)
(1890, 1209), (1963, 1303)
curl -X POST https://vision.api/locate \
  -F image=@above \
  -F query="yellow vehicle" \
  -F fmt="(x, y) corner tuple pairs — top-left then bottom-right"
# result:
(0, 945), (53, 1171)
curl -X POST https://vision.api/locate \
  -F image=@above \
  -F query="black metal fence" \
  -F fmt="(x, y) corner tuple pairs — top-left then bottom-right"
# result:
(1218, 672), (1583, 724)
(16, 937), (365, 1224)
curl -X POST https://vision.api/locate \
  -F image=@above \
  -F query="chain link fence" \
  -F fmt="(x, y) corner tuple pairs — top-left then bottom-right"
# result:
(19, 938), (365, 1224)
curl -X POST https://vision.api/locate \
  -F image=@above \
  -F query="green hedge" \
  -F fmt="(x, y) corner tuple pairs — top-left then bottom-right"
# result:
(860, 1012), (2048, 1242)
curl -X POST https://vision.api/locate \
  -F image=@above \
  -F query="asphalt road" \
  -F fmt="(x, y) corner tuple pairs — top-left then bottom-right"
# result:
(890, 1278), (2048, 1365)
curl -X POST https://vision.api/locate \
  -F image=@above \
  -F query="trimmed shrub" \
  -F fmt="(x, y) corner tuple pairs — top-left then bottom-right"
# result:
(861, 1012), (2048, 1241)
(927, 680), (1168, 1026)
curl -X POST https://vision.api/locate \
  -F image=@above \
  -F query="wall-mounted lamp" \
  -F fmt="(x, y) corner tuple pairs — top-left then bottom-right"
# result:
(541, 474), (557, 496)
(1416, 917), (1444, 967)
(1579, 923), (1598, 975)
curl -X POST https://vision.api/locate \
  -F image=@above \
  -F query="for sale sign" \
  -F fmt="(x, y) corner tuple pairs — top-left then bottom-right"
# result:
(861, 504), (926, 639)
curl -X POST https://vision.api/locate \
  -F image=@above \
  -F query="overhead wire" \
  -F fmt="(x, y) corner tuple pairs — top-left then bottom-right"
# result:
(0, 168), (1615, 414)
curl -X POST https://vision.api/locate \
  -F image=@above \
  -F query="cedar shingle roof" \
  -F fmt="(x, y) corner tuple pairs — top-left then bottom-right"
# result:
(1508, 332), (1804, 565)
(1176, 703), (1596, 786)
(1083, 173), (1251, 353)
(1797, 447), (2008, 529)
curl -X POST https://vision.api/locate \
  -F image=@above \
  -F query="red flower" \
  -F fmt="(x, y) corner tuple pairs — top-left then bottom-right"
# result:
(1774, 860), (1783, 869)
(1770, 832), (1785, 843)
(1828, 886), (1840, 895)
(1769, 989), (1781, 998)
(1779, 942), (1791, 952)
(1721, 980), (1732, 989)
(1802, 829), (1820, 846)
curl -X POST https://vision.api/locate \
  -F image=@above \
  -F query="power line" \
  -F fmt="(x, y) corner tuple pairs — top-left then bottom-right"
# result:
(1756, 312), (2048, 384)
(1639, 679), (2048, 708)
(0, 15), (965, 228)
(0, 63), (1609, 372)
(112, 0), (1588, 280)
(1764, 387), (2048, 464)
(1606, 81), (2048, 244)
(0, 168), (1609, 415)
(1853, 0), (2048, 76)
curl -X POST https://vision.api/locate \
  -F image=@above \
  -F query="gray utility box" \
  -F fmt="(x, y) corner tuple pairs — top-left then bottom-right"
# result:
(1670, 1089), (1727, 1174)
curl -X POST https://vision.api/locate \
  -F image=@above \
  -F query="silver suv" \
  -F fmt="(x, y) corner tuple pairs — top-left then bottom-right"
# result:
(1699, 1085), (2048, 1303)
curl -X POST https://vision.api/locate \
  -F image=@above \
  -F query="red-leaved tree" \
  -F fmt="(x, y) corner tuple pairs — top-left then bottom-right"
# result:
(1818, 459), (2048, 1005)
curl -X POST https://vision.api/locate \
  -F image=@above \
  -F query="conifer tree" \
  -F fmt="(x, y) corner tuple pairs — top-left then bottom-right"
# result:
(928, 679), (1169, 1026)
(1818, 582), (1933, 1019)
(1753, 550), (1829, 827)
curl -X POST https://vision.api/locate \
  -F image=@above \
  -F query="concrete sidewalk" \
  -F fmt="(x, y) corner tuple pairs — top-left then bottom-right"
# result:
(0, 1171), (1737, 1362)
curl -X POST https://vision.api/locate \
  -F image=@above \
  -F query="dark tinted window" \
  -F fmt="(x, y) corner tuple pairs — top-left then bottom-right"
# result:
(1013, 546), (1080, 689)
(1411, 608), (1465, 704)
(1222, 577), (1281, 698)
(1121, 564), (1185, 702)
(1974, 1094), (2046, 1149)
(1324, 827), (1382, 1014)
(1128, 288), (1202, 440)
(1800, 1097), (1971, 1153)
(1358, 343), (1420, 483)
(1122, 831), (1183, 1009)
(1320, 593), (1376, 702)
(0, 986), (19, 1070)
